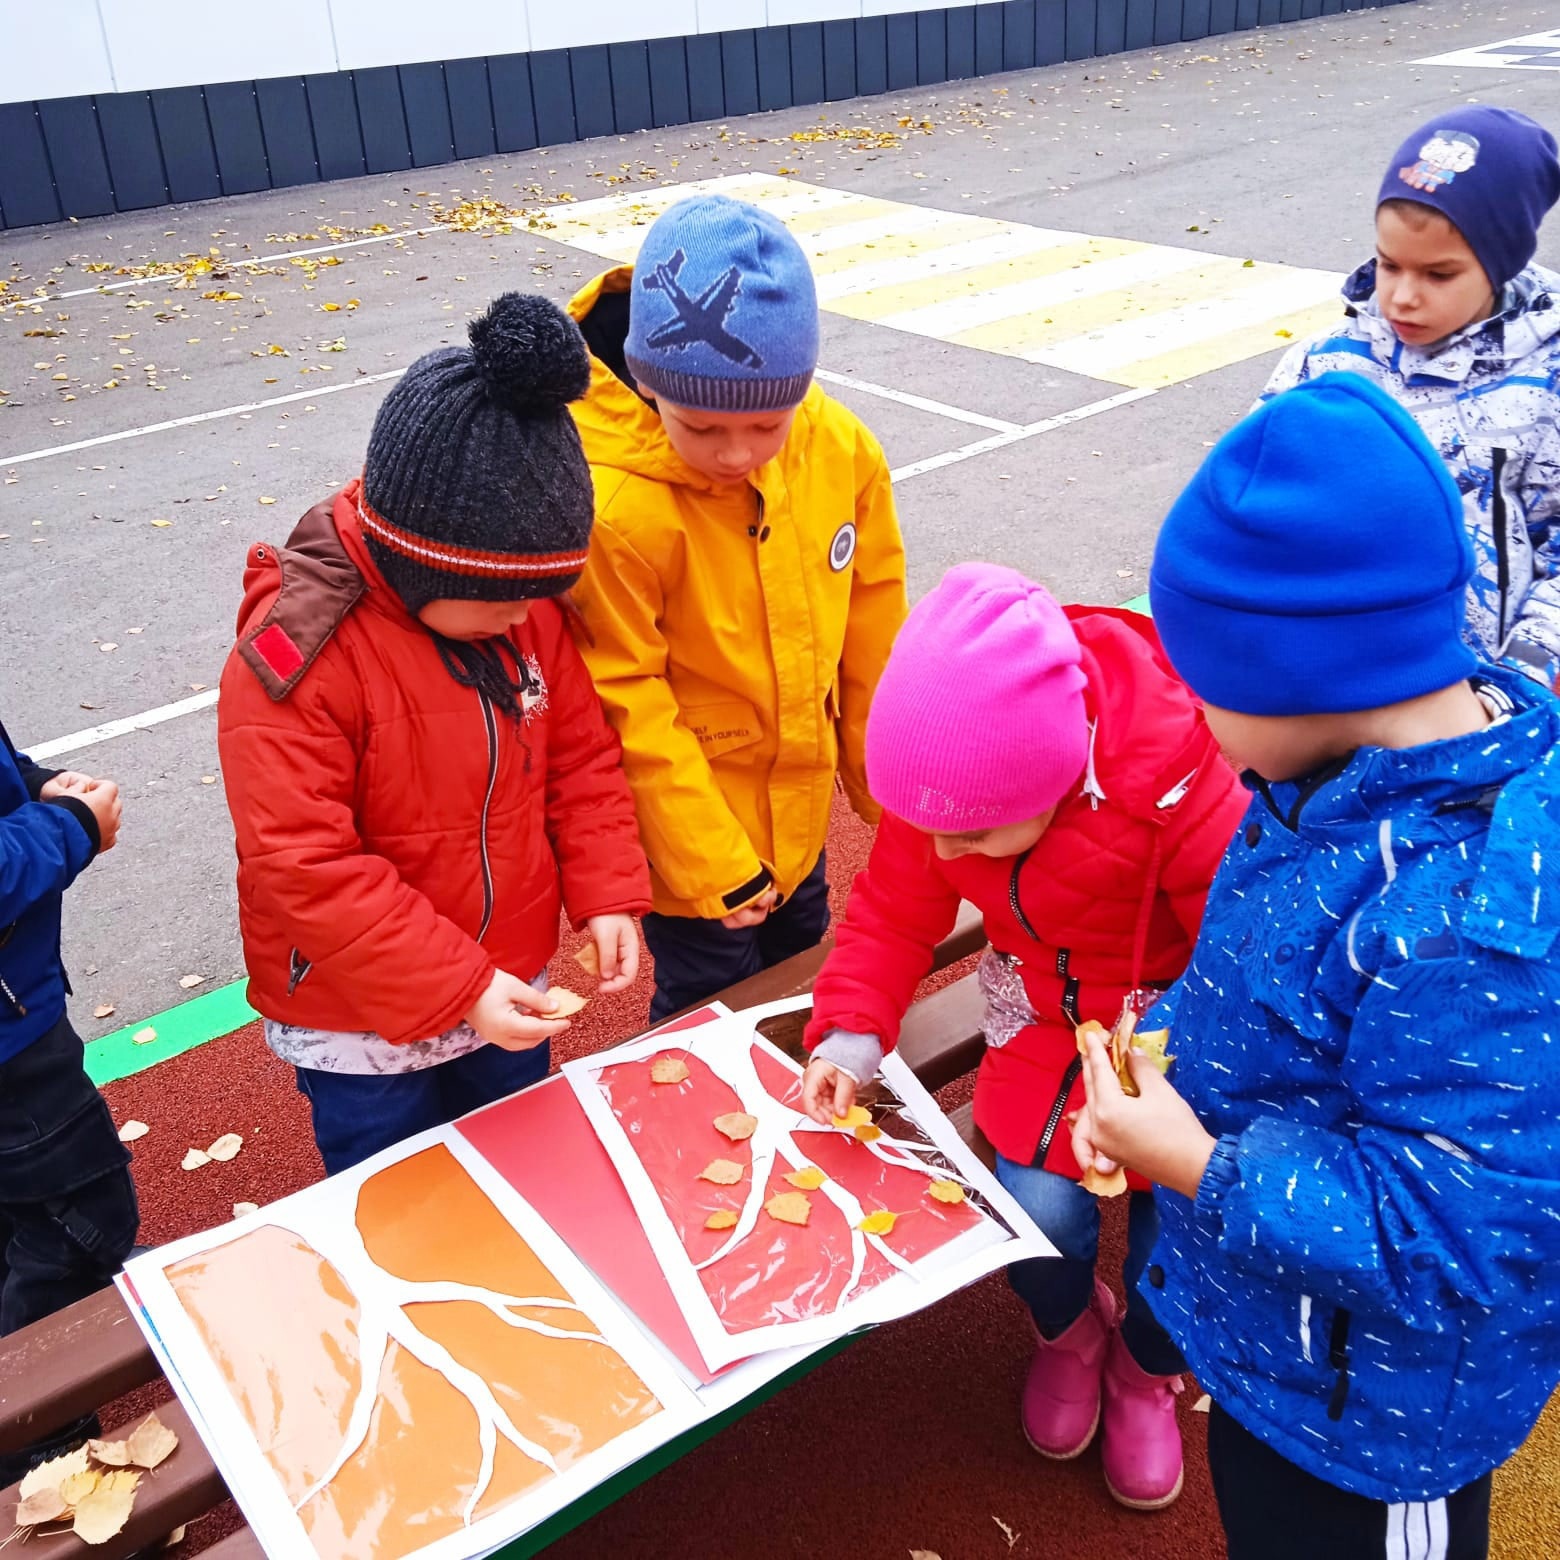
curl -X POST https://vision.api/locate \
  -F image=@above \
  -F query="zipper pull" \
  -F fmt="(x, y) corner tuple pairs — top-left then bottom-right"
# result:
(0, 974), (27, 1018)
(1156, 768), (1198, 810)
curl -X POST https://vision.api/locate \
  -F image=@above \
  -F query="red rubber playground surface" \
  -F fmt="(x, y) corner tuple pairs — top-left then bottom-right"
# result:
(98, 798), (1227, 1560)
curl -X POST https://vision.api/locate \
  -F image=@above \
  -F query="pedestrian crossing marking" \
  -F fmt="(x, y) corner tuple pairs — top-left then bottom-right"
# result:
(544, 172), (1342, 388)
(1417, 30), (1560, 71)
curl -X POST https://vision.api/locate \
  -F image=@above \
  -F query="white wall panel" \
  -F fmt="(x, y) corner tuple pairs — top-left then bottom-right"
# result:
(696, 0), (768, 31)
(767, 0), (862, 22)
(527, 0), (698, 50)
(863, 0), (991, 13)
(0, 2), (115, 105)
(331, 0), (530, 70)
(99, 0), (337, 90)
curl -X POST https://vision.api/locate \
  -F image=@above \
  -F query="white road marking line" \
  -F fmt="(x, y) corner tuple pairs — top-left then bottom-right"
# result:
(21, 385), (1153, 760)
(28, 690), (221, 762)
(1, 371), (407, 467)
(812, 368), (1023, 433)
(816, 224), (1088, 303)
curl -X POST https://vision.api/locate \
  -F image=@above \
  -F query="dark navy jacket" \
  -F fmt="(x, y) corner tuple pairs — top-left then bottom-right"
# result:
(1145, 667), (1560, 1502)
(0, 722), (99, 1064)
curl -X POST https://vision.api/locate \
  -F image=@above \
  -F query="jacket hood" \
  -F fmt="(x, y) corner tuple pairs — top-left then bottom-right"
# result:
(1340, 258), (1560, 377)
(1067, 606), (1217, 819)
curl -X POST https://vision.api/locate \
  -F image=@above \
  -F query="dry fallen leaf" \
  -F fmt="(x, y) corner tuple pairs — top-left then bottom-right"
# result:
(574, 940), (601, 977)
(713, 1111), (758, 1142)
(784, 1166), (827, 1190)
(909, 1551), (943, 1560)
(1081, 1163), (1128, 1198)
(73, 1478), (137, 1545)
(233, 1202), (260, 1219)
(15, 1485), (69, 1526)
(704, 1209), (738, 1230)
(650, 1056), (690, 1085)
(992, 1514), (1020, 1551)
(60, 1468), (102, 1506)
(927, 1179), (967, 1205)
(132, 1026), (157, 1046)
(92, 1003), (115, 1019)
(1192, 1393), (1212, 1413)
(118, 1120), (150, 1143)
(548, 987), (588, 1017)
(698, 1158), (744, 1185)
(765, 1191), (811, 1226)
(831, 1105), (871, 1129)
(127, 1414), (178, 1470)
(20, 1446), (88, 1499)
(206, 1133), (243, 1162)
(87, 1438), (132, 1467)
(178, 973), (205, 990)
(258, 496), (277, 505)
(181, 1148), (211, 1171)
(853, 1123), (883, 1142)
(858, 1209), (898, 1235)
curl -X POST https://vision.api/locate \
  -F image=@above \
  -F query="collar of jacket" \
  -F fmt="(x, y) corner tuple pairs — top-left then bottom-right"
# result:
(1339, 258), (1560, 384)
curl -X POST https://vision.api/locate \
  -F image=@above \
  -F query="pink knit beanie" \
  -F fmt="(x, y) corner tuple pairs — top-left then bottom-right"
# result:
(866, 563), (1089, 833)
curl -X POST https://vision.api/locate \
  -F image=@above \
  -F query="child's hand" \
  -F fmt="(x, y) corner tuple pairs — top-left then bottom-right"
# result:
(585, 914), (639, 994)
(722, 888), (778, 930)
(1072, 1031), (1216, 1200)
(801, 1059), (856, 1125)
(39, 770), (95, 798)
(466, 970), (572, 1051)
(48, 773), (123, 852)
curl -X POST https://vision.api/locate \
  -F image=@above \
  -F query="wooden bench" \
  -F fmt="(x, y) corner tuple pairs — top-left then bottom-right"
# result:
(0, 906), (991, 1559)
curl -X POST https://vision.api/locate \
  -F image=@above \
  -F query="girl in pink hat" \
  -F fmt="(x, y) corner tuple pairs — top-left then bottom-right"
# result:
(802, 562), (1246, 1510)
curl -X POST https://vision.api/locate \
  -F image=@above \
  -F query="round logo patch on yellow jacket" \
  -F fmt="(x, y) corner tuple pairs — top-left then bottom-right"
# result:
(829, 522), (857, 572)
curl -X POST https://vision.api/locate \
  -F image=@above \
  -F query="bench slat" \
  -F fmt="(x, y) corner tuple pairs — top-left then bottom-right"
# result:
(894, 971), (986, 1092)
(0, 1398), (225, 1559)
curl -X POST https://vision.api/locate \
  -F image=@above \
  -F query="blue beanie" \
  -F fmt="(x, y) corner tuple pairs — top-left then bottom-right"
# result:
(1377, 107), (1560, 290)
(626, 195), (818, 412)
(1150, 374), (1476, 717)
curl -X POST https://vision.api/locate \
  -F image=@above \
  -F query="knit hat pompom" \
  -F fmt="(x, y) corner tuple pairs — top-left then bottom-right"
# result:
(467, 292), (591, 416)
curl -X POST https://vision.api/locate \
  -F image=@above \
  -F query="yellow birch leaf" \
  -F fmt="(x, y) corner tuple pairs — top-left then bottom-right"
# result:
(830, 1105), (871, 1129)
(87, 1438), (132, 1467)
(60, 1468), (102, 1506)
(1133, 1028), (1173, 1074)
(704, 1209), (738, 1230)
(574, 940), (601, 977)
(1080, 1162), (1128, 1198)
(548, 987), (588, 1017)
(764, 1191), (811, 1226)
(783, 1166), (826, 1190)
(713, 1111), (758, 1142)
(126, 1414), (178, 1470)
(16, 1486), (70, 1525)
(698, 1158), (744, 1185)
(20, 1447), (88, 1500)
(72, 1481), (137, 1544)
(857, 1209), (898, 1235)
(853, 1124), (883, 1142)
(150, 519), (171, 528)
(650, 1056), (690, 1085)
(927, 1179), (967, 1205)
(321, 301), (341, 311)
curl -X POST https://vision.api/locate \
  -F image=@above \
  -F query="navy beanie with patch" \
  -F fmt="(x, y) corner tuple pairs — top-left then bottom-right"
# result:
(626, 194), (818, 412)
(1150, 373), (1477, 717)
(1378, 106), (1560, 290)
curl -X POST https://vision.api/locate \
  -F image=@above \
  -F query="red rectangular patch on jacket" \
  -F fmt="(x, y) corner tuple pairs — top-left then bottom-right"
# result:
(251, 622), (305, 682)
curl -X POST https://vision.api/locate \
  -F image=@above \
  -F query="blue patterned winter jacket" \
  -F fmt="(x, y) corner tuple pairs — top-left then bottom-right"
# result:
(1144, 667), (1560, 1503)
(1263, 263), (1560, 686)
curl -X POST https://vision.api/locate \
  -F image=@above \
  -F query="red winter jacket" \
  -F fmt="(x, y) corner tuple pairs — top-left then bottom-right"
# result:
(218, 483), (651, 1045)
(805, 607), (1247, 1177)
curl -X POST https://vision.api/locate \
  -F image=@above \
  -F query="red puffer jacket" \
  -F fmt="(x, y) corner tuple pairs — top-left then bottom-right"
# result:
(218, 482), (651, 1045)
(805, 607), (1247, 1177)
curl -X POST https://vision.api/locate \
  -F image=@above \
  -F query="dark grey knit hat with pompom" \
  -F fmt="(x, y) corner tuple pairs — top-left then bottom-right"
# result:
(360, 292), (594, 611)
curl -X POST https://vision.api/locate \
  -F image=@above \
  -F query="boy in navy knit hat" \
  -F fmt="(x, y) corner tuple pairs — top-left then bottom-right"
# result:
(568, 194), (907, 1021)
(1073, 373), (1560, 1560)
(1264, 106), (1560, 686)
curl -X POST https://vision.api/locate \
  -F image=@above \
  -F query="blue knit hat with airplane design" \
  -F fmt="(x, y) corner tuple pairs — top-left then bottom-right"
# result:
(626, 195), (819, 412)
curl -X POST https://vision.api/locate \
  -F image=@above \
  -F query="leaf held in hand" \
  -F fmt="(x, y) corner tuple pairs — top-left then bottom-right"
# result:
(206, 1133), (243, 1162)
(927, 1179), (966, 1204)
(704, 1209), (738, 1230)
(853, 1124), (882, 1142)
(857, 1209), (898, 1235)
(548, 987), (588, 1017)
(784, 1166), (826, 1190)
(127, 1413), (178, 1470)
(1133, 1027), (1173, 1075)
(830, 1105), (871, 1129)
(713, 1111), (758, 1142)
(574, 941), (601, 977)
(698, 1158), (744, 1185)
(764, 1191), (811, 1226)
(650, 1056), (689, 1085)
(72, 1480), (137, 1545)
(1080, 1163), (1128, 1198)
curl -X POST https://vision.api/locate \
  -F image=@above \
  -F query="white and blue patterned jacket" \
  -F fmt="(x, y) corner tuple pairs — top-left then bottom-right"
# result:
(1263, 263), (1560, 686)
(1144, 667), (1560, 1503)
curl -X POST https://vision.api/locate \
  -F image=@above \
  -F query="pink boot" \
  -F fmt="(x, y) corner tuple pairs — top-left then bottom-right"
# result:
(1100, 1327), (1185, 1510)
(1020, 1278), (1118, 1460)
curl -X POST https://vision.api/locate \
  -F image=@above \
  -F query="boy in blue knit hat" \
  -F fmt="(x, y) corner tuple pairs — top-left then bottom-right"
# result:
(1071, 372), (1560, 1560)
(568, 194), (907, 1020)
(1264, 106), (1560, 686)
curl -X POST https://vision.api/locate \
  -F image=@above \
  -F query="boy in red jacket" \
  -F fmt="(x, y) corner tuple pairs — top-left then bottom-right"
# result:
(801, 564), (1245, 1509)
(219, 295), (652, 1175)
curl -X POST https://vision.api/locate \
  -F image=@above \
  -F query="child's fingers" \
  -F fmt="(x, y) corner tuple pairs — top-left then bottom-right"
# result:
(832, 1070), (856, 1120)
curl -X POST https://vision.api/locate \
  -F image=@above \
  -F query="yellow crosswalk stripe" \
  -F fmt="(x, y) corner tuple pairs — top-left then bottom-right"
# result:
(542, 173), (1343, 388)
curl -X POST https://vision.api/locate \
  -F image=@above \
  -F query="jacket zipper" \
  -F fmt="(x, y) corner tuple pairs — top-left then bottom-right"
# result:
(0, 973), (26, 1018)
(476, 688), (499, 943)
(1034, 1054), (1083, 1166)
(1492, 447), (1511, 646)
(1326, 1306), (1353, 1421)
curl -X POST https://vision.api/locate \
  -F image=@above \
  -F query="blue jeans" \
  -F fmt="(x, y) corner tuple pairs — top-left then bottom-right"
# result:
(296, 1041), (551, 1176)
(643, 852), (831, 1024)
(995, 1153), (1185, 1377)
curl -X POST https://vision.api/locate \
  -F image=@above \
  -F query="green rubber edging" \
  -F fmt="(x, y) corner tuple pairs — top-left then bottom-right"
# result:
(85, 979), (257, 1088)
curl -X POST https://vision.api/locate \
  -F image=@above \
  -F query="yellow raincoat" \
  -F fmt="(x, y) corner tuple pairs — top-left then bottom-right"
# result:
(569, 268), (908, 920)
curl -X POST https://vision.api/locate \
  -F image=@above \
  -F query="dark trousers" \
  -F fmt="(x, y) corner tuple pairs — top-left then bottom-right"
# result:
(0, 1014), (139, 1484)
(1208, 1401), (1492, 1560)
(296, 1039), (552, 1176)
(642, 852), (831, 1024)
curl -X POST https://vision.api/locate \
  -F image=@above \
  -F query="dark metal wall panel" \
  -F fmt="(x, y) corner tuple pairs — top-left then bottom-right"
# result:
(305, 72), (366, 180)
(1126, 0), (1158, 46)
(823, 19), (856, 101)
(528, 49), (576, 146)
(1182, 0), (1212, 36)
(917, 11), (949, 84)
(149, 88), (221, 203)
(721, 30), (761, 117)
(1, 103), (63, 227)
(975, 4), (1005, 74)
(756, 27), (792, 111)
(1281, 0), (1305, 17)
(487, 54), (538, 152)
(685, 33), (725, 121)
(789, 23), (826, 106)
(946, 7), (979, 79)
(569, 46), (615, 140)
(1153, 0), (1184, 45)
(254, 77), (318, 188)
(352, 66), (412, 173)
(1236, 0), (1262, 23)
(887, 13), (918, 89)
(1208, 0), (1241, 32)
(1259, 0), (1285, 22)
(855, 17), (889, 97)
(648, 37), (692, 128)
(609, 42), (654, 134)
(205, 81), (269, 193)
(445, 58), (497, 159)
(1036, 1), (1067, 65)
(96, 93), (169, 211)
(1004, 1), (1037, 70)
(1090, 0), (1122, 54)
(37, 98), (114, 218)
(399, 62), (455, 167)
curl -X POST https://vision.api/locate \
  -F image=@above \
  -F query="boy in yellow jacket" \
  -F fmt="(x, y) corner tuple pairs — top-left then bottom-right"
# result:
(569, 194), (907, 1020)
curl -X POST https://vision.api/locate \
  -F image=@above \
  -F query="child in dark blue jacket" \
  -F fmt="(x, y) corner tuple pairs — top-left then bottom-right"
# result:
(0, 722), (135, 1485)
(1074, 374), (1560, 1560)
